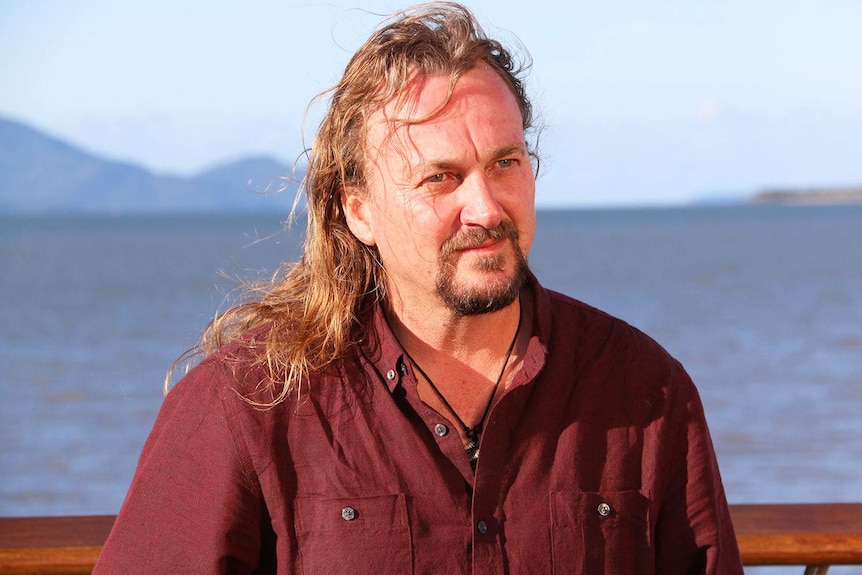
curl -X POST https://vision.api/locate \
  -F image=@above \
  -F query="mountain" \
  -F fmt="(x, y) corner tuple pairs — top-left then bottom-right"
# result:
(0, 116), (300, 214)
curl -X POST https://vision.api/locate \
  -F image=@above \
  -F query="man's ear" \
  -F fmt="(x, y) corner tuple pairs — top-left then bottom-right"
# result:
(341, 186), (376, 246)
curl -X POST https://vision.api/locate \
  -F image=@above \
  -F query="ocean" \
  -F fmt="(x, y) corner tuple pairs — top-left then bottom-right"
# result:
(2, 205), (861, 570)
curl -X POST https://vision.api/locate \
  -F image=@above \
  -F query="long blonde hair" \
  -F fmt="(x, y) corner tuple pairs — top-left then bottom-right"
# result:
(172, 2), (535, 405)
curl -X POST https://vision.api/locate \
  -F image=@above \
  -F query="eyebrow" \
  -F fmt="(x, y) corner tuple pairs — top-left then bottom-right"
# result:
(491, 143), (529, 160)
(414, 143), (529, 175)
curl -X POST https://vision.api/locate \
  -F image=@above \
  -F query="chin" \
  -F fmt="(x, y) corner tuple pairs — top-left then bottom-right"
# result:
(437, 260), (528, 316)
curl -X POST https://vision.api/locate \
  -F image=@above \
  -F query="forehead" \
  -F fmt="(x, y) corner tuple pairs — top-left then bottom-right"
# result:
(364, 66), (525, 168)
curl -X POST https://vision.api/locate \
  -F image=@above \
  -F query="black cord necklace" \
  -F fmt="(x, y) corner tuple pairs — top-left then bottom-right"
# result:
(406, 309), (522, 471)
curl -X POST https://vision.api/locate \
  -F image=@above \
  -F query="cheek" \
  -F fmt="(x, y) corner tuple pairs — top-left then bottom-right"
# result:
(368, 202), (432, 264)
(521, 223), (536, 256)
(513, 180), (537, 253)
(367, 181), (460, 263)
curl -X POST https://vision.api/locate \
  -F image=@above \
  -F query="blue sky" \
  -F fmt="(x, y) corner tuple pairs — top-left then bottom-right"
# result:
(2, 0), (861, 207)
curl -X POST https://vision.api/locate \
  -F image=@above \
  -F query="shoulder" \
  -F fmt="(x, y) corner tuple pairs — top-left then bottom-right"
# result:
(534, 283), (693, 398)
(166, 324), (276, 406)
(544, 286), (676, 363)
(528, 286), (707, 452)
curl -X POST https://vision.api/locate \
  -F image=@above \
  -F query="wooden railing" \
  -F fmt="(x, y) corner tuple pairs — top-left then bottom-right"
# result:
(0, 515), (112, 575)
(1, 504), (861, 574)
(731, 504), (862, 574)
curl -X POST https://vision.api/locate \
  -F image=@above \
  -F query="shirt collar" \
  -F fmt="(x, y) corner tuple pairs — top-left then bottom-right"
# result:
(358, 304), (409, 394)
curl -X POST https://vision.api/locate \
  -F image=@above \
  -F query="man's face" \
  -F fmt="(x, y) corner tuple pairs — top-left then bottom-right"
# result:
(343, 65), (536, 316)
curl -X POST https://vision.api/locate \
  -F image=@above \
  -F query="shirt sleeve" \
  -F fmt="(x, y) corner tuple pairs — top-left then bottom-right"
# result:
(93, 359), (266, 574)
(655, 372), (743, 575)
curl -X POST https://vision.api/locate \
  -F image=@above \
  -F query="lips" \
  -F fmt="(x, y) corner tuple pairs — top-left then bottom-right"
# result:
(462, 237), (504, 252)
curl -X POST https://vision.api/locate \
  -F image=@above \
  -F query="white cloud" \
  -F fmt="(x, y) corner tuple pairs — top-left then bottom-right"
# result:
(696, 99), (721, 125)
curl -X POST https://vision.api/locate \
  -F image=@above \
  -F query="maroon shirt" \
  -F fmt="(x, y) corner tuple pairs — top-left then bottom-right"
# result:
(95, 278), (742, 574)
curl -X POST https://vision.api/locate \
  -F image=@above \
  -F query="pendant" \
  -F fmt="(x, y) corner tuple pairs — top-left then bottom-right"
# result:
(465, 433), (480, 471)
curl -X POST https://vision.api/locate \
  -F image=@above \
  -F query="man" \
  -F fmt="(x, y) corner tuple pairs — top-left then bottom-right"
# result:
(95, 3), (743, 573)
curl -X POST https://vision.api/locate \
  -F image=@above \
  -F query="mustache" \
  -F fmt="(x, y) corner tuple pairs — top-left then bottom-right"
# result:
(440, 221), (520, 259)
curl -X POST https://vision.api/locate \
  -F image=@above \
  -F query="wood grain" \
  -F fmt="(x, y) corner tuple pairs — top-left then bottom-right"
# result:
(731, 503), (862, 565)
(0, 515), (114, 575)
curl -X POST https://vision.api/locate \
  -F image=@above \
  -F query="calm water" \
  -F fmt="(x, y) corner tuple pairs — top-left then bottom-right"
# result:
(2, 206), (861, 570)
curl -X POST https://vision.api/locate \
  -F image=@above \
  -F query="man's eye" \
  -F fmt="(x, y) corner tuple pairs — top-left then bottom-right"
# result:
(426, 173), (446, 184)
(497, 159), (514, 168)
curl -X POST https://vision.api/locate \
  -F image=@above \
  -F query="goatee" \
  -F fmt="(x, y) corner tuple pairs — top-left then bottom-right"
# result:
(436, 221), (528, 316)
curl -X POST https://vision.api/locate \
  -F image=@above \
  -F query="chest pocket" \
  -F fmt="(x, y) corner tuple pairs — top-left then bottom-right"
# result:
(550, 490), (653, 575)
(294, 493), (412, 575)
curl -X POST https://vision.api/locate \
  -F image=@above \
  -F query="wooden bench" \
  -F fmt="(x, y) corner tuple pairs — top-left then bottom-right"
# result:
(2, 504), (862, 574)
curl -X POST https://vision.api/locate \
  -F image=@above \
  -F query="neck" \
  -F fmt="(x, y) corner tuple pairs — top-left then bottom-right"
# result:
(388, 296), (522, 368)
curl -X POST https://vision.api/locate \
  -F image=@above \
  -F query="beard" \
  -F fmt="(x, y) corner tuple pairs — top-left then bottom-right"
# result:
(435, 221), (529, 316)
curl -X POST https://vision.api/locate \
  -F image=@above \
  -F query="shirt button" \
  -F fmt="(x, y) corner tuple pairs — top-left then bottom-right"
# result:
(341, 506), (356, 521)
(386, 369), (396, 380)
(477, 520), (488, 534)
(597, 502), (612, 517)
(434, 423), (449, 437)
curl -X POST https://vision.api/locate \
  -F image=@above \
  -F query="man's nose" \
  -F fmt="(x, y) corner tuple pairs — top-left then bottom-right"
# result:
(458, 174), (503, 229)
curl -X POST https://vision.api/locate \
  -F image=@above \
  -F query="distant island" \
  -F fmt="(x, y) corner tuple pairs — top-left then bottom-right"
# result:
(752, 187), (862, 205)
(0, 115), (300, 215)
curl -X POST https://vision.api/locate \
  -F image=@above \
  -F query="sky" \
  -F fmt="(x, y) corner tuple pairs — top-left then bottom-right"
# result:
(2, 0), (861, 207)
